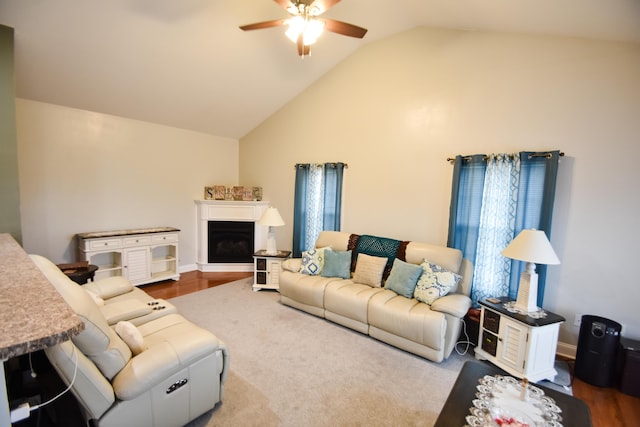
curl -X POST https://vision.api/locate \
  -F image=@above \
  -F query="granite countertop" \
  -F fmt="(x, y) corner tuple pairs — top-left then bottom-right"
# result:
(77, 226), (180, 239)
(0, 234), (84, 360)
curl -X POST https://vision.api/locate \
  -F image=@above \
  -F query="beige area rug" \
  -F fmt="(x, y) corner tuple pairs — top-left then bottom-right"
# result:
(171, 278), (475, 427)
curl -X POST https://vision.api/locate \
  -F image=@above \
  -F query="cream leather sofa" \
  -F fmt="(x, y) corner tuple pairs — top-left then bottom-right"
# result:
(31, 254), (229, 427)
(279, 231), (473, 363)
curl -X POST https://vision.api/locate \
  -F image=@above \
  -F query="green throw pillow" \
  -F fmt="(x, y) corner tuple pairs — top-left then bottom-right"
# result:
(384, 258), (423, 298)
(321, 249), (352, 279)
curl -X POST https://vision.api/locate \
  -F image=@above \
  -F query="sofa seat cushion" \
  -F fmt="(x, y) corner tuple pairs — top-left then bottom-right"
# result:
(324, 281), (385, 327)
(280, 271), (343, 310)
(368, 290), (446, 351)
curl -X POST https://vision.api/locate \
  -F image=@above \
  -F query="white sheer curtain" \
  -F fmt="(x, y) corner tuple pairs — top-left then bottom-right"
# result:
(471, 154), (520, 303)
(304, 164), (325, 251)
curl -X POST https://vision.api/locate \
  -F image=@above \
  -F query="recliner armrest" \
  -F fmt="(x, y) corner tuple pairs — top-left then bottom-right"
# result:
(429, 294), (472, 318)
(282, 258), (302, 272)
(111, 326), (225, 400)
(101, 300), (153, 325)
(84, 276), (134, 299)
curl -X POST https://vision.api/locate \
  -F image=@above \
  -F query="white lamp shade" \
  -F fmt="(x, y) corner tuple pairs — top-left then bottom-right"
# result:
(501, 229), (560, 265)
(257, 207), (285, 227)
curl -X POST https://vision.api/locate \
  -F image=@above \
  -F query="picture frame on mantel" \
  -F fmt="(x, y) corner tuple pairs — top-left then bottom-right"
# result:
(204, 185), (263, 201)
(204, 186), (215, 200)
(213, 185), (226, 200)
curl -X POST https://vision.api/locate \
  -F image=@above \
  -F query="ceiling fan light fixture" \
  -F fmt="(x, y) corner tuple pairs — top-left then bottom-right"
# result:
(285, 16), (324, 46)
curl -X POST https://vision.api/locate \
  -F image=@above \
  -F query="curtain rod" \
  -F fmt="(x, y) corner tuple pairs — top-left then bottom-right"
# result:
(446, 152), (564, 163)
(294, 163), (349, 168)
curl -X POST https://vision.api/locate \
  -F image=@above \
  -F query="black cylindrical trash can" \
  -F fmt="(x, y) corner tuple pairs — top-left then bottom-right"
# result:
(575, 315), (622, 387)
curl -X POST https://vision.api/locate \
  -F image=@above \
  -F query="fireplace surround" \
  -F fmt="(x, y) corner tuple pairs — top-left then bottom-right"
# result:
(196, 200), (269, 272)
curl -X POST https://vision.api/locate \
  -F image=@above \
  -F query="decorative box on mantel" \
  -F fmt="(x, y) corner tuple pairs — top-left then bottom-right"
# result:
(196, 200), (270, 272)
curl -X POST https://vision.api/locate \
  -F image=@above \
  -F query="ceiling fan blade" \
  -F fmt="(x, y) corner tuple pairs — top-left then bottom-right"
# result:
(239, 19), (287, 31)
(273, 0), (294, 11)
(322, 19), (367, 38)
(308, 0), (341, 15)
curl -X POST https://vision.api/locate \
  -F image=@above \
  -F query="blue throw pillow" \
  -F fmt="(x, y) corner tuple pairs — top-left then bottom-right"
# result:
(321, 249), (352, 279)
(384, 258), (423, 298)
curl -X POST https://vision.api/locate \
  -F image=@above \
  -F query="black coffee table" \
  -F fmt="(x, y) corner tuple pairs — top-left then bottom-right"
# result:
(435, 361), (592, 426)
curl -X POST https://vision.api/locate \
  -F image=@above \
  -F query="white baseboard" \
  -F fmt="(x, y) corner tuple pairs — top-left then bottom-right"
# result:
(557, 341), (577, 359)
(179, 263), (198, 273)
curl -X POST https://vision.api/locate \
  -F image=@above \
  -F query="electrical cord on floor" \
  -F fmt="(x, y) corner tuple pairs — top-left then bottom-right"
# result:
(11, 347), (79, 423)
(454, 317), (476, 356)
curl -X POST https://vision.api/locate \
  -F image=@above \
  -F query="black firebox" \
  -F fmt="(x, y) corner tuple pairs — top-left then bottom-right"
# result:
(207, 221), (254, 263)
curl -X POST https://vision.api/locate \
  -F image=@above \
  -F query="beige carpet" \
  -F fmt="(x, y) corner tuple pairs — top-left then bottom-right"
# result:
(171, 278), (475, 427)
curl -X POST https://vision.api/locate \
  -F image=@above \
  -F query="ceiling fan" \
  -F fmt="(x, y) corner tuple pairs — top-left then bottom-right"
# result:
(239, 0), (367, 58)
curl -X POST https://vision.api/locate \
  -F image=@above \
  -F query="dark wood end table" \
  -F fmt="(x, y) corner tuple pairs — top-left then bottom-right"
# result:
(434, 361), (592, 426)
(57, 263), (99, 285)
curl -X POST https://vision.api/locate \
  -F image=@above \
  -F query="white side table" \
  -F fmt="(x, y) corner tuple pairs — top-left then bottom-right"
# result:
(474, 297), (565, 382)
(252, 250), (291, 292)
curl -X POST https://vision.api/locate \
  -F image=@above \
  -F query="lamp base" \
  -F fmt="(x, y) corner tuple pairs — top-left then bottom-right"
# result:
(264, 227), (278, 256)
(514, 264), (539, 313)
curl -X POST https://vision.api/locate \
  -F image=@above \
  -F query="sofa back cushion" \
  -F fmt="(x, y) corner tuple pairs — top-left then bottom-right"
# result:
(30, 254), (132, 379)
(315, 231), (351, 251)
(404, 242), (462, 275)
(313, 231), (472, 296)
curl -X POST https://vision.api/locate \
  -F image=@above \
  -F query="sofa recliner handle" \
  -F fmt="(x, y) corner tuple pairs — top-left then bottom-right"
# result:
(166, 378), (188, 394)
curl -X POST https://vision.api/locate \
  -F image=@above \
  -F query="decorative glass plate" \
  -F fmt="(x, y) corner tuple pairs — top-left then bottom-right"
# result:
(464, 374), (563, 427)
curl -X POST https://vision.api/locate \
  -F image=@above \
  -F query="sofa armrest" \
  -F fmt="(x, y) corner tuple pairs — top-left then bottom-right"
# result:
(282, 258), (302, 272)
(101, 300), (153, 325)
(84, 276), (134, 299)
(112, 336), (224, 400)
(430, 294), (472, 318)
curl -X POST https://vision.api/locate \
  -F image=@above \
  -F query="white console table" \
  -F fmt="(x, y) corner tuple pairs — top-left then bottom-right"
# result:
(77, 227), (180, 286)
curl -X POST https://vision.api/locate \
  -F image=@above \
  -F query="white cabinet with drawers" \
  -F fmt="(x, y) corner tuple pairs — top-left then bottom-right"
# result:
(474, 297), (565, 382)
(77, 227), (180, 286)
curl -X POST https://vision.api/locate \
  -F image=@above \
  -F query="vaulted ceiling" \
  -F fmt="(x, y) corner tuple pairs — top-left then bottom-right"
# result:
(1, 0), (639, 139)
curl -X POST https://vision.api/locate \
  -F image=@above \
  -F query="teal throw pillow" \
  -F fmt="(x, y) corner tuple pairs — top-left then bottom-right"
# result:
(413, 259), (462, 305)
(384, 258), (423, 298)
(321, 249), (352, 279)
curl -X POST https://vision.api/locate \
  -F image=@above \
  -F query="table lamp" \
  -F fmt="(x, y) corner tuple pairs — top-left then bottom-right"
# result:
(257, 207), (285, 255)
(501, 229), (560, 313)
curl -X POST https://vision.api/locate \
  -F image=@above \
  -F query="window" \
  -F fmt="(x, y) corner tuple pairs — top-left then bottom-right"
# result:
(292, 162), (346, 257)
(448, 151), (561, 306)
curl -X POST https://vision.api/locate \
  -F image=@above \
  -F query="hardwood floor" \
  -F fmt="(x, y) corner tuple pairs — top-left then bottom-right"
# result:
(143, 271), (640, 427)
(142, 270), (252, 299)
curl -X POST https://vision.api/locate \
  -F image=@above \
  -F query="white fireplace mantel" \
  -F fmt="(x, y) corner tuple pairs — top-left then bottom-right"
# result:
(195, 200), (269, 272)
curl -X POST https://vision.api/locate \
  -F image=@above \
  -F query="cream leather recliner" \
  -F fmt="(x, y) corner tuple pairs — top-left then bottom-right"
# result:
(31, 254), (229, 427)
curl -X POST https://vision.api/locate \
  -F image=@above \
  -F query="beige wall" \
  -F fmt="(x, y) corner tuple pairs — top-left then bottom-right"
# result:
(240, 27), (640, 346)
(0, 25), (21, 242)
(16, 99), (240, 269)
